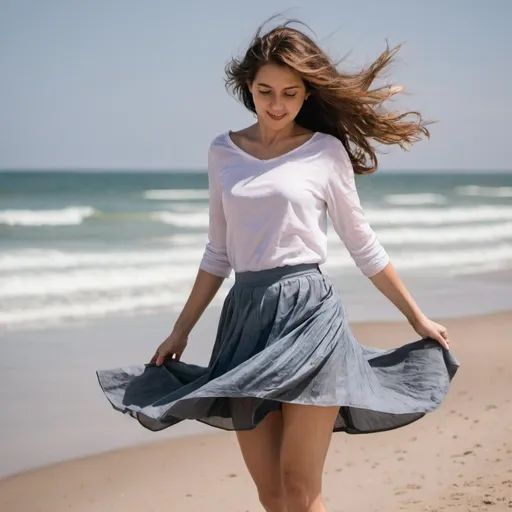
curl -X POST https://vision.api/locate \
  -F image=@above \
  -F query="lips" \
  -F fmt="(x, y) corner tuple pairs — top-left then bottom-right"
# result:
(267, 111), (287, 121)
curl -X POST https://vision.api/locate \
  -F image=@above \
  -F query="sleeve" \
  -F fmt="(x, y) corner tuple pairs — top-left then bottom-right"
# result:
(198, 144), (232, 278)
(324, 140), (389, 277)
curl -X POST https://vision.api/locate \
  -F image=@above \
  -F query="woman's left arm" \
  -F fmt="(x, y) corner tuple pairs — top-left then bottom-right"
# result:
(324, 138), (450, 350)
(368, 262), (450, 349)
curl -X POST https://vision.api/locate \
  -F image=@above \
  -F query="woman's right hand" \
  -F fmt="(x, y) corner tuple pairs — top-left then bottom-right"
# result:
(150, 330), (188, 366)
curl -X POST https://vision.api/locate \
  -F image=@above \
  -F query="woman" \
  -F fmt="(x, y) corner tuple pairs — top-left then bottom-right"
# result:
(97, 20), (458, 512)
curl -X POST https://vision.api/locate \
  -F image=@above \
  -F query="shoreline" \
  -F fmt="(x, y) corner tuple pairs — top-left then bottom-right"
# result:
(0, 311), (511, 512)
(0, 309), (508, 480)
(1, 308), (512, 454)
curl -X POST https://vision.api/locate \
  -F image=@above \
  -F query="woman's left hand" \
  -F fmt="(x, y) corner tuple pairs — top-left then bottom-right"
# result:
(410, 315), (450, 350)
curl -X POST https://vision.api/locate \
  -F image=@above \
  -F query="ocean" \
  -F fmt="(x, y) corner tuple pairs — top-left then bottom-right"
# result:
(1, 170), (512, 331)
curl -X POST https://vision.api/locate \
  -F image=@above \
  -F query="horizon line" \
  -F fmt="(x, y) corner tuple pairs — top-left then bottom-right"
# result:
(1, 168), (511, 174)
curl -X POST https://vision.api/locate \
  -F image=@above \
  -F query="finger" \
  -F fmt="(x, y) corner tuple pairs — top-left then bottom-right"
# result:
(156, 352), (167, 366)
(436, 333), (450, 350)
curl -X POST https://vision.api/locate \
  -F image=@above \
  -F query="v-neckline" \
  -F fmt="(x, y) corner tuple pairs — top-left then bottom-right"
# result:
(225, 131), (320, 163)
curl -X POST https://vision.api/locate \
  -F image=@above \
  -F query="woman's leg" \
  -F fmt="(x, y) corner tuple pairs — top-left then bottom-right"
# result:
(280, 403), (339, 512)
(236, 411), (286, 512)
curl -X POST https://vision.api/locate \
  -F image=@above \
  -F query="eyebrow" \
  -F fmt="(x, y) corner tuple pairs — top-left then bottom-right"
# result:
(256, 82), (300, 90)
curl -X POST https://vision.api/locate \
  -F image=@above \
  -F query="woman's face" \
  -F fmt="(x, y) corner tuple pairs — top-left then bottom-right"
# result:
(248, 62), (309, 129)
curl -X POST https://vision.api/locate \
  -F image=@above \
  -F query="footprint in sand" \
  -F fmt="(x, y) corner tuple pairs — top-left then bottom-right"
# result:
(400, 499), (422, 506)
(393, 483), (422, 496)
(451, 450), (474, 458)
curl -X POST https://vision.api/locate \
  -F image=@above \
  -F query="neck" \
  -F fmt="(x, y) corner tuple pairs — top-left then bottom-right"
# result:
(254, 121), (297, 146)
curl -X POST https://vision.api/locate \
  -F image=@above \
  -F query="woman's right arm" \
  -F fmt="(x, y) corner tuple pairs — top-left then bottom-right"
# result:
(152, 269), (225, 365)
(171, 269), (225, 340)
(153, 142), (232, 365)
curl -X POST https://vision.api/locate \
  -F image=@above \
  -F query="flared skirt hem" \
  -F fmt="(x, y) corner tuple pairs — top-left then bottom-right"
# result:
(95, 264), (459, 436)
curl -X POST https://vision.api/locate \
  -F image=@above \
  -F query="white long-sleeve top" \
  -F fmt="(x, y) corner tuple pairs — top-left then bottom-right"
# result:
(199, 131), (389, 279)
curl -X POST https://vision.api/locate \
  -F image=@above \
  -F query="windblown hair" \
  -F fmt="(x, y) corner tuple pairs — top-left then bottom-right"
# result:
(225, 20), (431, 175)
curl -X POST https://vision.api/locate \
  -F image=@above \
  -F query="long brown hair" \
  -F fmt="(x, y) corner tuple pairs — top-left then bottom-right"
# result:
(225, 19), (431, 175)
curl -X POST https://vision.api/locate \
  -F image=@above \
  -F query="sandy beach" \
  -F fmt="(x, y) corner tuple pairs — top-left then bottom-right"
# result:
(1, 310), (511, 512)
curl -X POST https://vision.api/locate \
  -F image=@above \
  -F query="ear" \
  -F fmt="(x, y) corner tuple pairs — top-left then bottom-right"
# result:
(247, 80), (253, 94)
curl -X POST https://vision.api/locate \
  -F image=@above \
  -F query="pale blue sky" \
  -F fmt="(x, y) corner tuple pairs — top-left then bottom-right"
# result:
(1, 0), (510, 171)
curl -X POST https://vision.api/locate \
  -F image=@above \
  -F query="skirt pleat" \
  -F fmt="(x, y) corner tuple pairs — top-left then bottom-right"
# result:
(96, 264), (459, 434)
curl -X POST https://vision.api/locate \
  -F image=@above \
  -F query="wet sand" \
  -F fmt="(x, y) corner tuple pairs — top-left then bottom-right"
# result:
(1, 311), (511, 511)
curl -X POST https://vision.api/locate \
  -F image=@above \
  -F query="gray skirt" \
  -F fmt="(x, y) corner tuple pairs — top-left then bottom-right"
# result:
(96, 263), (459, 434)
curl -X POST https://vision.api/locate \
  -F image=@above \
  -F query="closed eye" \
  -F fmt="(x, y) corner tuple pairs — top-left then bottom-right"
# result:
(258, 90), (297, 98)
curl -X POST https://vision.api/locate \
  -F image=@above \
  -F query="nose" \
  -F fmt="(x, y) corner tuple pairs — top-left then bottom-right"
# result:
(270, 99), (285, 112)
